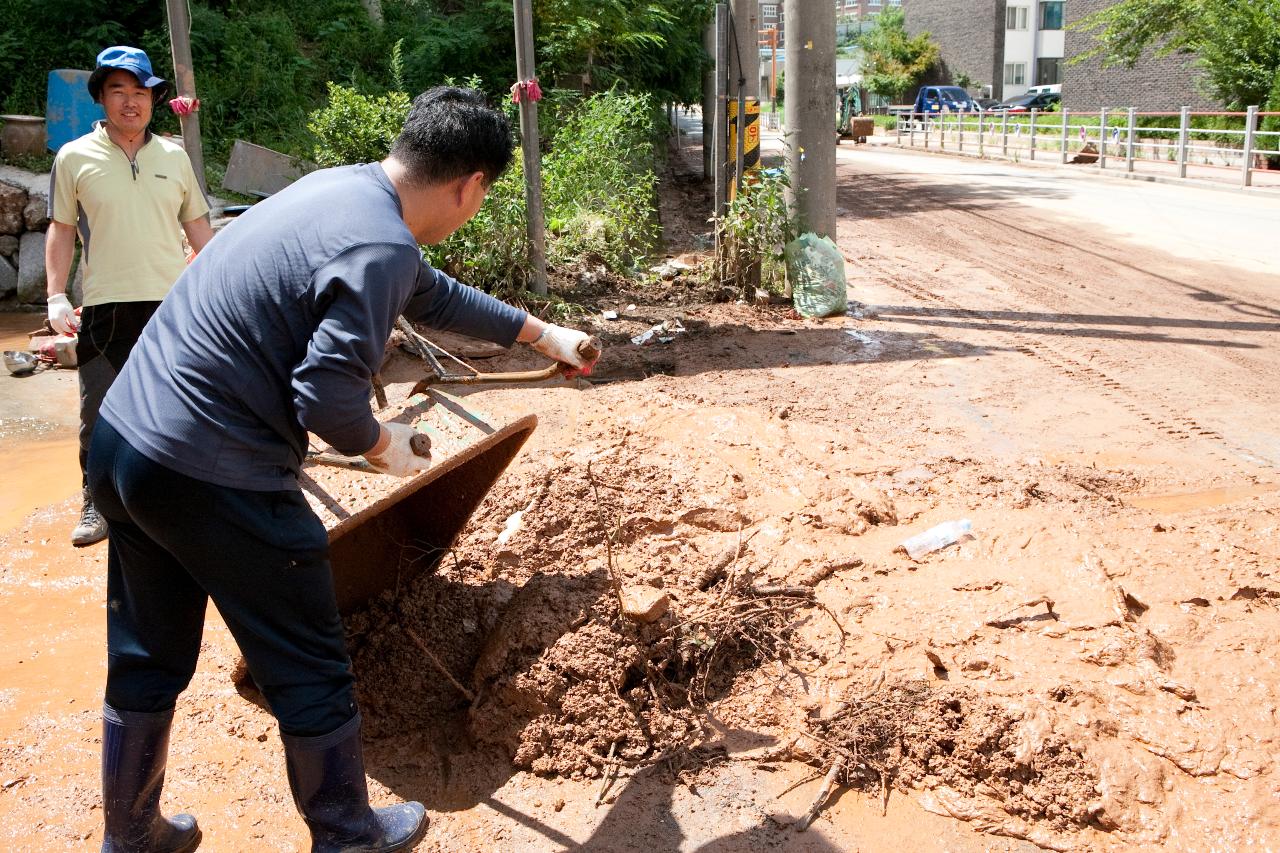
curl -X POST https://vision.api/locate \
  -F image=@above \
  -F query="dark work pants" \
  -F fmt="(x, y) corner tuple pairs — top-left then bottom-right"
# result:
(77, 302), (161, 483)
(86, 419), (357, 737)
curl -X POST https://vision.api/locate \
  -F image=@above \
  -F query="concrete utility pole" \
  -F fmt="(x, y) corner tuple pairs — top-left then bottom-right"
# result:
(512, 0), (548, 295)
(164, 0), (207, 196)
(702, 21), (715, 179)
(783, 0), (836, 238)
(713, 4), (729, 218)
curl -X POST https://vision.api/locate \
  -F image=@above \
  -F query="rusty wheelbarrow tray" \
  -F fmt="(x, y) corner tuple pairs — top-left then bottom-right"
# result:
(301, 386), (537, 614)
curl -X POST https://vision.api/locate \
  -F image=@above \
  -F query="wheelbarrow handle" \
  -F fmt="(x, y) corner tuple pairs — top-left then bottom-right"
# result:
(411, 336), (602, 392)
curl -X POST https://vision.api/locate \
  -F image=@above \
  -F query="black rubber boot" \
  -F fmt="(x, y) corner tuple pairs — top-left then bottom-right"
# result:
(101, 704), (201, 853)
(282, 714), (427, 853)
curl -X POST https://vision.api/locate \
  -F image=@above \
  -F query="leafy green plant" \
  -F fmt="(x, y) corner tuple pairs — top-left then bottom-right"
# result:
(308, 83), (410, 167)
(541, 90), (661, 271)
(424, 162), (532, 296)
(429, 89), (663, 295)
(308, 78), (662, 296)
(714, 166), (795, 296)
(861, 7), (941, 102)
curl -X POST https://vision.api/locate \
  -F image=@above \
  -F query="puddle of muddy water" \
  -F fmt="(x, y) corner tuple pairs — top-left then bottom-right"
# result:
(1131, 482), (1278, 513)
(0, 437), (81, 534)
(0, 312), (43, 351)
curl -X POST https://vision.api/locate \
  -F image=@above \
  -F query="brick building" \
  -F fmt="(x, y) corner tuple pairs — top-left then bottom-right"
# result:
(899, 0), (1215, 108)
(1061, 0), (1216, 110)
(901, 0), (1008, 99)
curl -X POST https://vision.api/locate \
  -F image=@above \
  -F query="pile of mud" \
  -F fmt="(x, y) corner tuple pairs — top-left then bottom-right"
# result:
(348, 441), (835, 777)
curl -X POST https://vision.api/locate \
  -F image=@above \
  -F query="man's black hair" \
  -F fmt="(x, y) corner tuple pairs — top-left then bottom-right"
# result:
(390, 87), (513, 186)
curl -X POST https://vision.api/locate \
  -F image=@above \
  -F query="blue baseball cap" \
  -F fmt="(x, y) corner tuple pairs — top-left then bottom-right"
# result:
(87, 46), (169, 102)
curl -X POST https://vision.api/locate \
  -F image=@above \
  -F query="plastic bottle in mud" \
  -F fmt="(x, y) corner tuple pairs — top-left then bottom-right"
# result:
(901, 519), (972, 560)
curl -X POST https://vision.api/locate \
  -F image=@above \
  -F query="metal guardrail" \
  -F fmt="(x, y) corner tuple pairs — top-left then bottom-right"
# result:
(894, 107), (1280, 189)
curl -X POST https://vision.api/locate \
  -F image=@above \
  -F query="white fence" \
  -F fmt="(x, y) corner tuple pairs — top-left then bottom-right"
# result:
(895, 107), (1280, 189)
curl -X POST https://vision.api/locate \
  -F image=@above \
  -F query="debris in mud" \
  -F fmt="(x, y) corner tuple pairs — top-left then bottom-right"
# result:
(795, 680), (1100, 846)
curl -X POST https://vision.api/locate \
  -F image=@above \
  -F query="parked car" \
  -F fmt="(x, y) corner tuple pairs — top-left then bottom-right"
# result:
(973, 97), (1001, 111)
(1025, 84), (1062, 96)
(912, 86), (978, 120)
(989, 92), (1061, 113)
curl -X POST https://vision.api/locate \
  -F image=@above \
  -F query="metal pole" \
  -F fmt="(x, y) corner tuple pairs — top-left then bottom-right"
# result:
(1060, 108), (1069, 163)
(977, 110), (984, 157)
(165, 0), (207, 196)
(713, 4), (728, 217)
(512, 0), (548, 295)
(1126, 107), (1136, 173)
(1177, 106), (1190, 179)
(1029, 108), (1037, 159)
(1002, 110), (1008, 155)
(1242, 105), (1257, 188)
(783, 0), (837, 238)
(1099, 107), (1107, 170)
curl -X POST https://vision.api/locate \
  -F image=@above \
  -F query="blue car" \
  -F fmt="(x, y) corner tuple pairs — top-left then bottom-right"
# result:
(912, 86), (978, 120)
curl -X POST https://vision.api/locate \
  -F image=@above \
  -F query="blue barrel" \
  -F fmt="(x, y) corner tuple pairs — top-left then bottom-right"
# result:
(46, 69), (104, 153)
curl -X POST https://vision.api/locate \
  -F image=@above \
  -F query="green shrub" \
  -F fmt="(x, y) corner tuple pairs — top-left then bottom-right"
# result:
(432, 90), (663, 294)
(308, 83), (410, 167)
(541, 91), (662, 271)
(715, 166), (795, 294)
(1263, 69), (1280, 168)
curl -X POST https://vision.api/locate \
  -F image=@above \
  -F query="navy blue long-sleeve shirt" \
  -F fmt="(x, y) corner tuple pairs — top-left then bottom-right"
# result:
(100, 162), (526, 491)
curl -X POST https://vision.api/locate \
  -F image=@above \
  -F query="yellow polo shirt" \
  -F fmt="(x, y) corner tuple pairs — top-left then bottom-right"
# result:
(49, 122), (209, 307)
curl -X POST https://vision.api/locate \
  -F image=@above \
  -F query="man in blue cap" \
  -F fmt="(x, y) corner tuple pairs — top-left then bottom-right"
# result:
(45, 46), (213, 548)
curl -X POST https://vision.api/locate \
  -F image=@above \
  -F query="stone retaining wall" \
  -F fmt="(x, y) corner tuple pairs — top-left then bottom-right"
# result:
(0, 166), (82, 309)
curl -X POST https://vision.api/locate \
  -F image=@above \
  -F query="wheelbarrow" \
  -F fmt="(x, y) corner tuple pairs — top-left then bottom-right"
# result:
(302, 331), (599, 615)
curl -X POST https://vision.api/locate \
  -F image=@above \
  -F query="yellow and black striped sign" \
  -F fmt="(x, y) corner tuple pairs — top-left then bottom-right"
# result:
(727, 98), (761, 199)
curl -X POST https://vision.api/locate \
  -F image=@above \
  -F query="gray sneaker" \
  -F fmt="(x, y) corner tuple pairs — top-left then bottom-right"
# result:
(71, 491), (108, 547)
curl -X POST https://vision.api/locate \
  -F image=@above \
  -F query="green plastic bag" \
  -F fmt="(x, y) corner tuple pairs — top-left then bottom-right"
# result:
(785, 233), (847, 318)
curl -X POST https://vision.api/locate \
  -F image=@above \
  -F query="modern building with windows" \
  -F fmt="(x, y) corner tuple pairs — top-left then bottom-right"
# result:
(1001, 0), (1064, 98)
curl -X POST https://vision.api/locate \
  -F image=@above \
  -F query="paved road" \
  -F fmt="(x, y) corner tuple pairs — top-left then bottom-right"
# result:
(837, 145), (1280, 275)
(833, 145), (1280, 473)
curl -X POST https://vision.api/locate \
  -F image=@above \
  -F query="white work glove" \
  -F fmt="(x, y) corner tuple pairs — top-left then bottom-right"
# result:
(529, 324), (599, 374)
(363, 423), (431, 477)
(47, 294), (79, 335)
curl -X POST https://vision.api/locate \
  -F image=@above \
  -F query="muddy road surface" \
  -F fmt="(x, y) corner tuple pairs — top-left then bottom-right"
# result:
(0, 147), (1278, 851)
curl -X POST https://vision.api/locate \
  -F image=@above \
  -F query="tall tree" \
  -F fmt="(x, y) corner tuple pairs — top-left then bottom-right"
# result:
(859, 7), (939, 102)
(1073, 0), (1280, 109)
(533, 0), (713, 103)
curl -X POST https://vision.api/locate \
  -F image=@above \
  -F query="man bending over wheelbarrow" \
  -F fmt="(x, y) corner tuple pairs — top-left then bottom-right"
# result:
(86, 87), (598, 853)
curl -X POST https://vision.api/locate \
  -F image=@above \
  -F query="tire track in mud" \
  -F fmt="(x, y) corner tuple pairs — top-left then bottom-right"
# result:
(856, 257), (1268, 475)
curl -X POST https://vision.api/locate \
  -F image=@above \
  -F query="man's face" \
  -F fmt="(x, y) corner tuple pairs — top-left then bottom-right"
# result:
(100, 69), (153, 136)
(421, 173), (489, 244)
